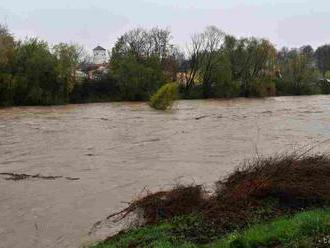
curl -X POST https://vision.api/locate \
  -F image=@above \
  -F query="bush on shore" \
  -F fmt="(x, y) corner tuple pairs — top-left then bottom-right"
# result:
(91, 153), (330, 248)
(149, 83), (178, 110)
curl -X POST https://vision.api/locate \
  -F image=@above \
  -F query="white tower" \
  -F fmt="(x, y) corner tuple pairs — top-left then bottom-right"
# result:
(93, 46), (107, 64)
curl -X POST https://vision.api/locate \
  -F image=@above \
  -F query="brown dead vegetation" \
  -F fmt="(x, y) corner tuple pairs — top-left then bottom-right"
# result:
(106, 185), (205, 224)
(201, 154), (330, 233)
(107, 153), (330, 237)
(216, 154), (330, 205)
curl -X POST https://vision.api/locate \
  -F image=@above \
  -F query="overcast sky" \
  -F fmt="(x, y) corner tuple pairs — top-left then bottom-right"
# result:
(1, 0), (329, 51)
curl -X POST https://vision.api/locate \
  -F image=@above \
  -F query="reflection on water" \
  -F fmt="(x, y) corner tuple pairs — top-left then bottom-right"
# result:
(1, 96), (330, 248)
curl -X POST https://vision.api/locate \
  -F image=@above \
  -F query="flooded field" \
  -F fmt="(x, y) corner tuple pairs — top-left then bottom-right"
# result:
(1, 96), (330, 248)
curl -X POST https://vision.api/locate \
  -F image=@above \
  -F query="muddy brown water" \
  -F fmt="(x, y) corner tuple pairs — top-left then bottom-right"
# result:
(1, 96), (330, 248)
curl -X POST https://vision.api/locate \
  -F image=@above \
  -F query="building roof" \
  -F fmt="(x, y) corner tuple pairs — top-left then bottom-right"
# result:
(93, 46), (106, 51)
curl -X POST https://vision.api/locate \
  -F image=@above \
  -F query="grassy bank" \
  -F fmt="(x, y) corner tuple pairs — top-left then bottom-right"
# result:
(92, 209), (330, 248)
(90, 154), (330, 248)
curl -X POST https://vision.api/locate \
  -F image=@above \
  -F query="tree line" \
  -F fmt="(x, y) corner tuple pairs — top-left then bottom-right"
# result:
(1, 24), (330, 106)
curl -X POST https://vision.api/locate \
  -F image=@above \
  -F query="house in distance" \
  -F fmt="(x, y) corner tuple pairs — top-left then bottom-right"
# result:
(93, 46), (107, 65)
(77, 45), (109, 81)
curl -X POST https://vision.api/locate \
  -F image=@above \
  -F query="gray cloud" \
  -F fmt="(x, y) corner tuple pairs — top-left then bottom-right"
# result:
(5, 7), (129, 48)
(277, 12), (330, 48)
(1, 0), (330, 50)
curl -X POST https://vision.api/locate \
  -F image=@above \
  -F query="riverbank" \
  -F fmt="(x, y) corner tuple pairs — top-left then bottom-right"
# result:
(92, 209), (330, 248)
(1, 91), (328, 108)
(90, 154), (330, 248)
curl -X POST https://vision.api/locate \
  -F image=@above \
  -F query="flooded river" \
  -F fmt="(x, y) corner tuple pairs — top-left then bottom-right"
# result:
(1, 96), (330, 248)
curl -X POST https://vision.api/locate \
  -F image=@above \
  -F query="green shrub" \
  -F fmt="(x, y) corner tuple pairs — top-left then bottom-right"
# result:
(214, 80), (241, 98)
(318, 79), (330, 94)
(249, 77), (276, 97)
(149, 83), (178, 110)
(325, 71), (330, 79)
(178, 84), (204, 99)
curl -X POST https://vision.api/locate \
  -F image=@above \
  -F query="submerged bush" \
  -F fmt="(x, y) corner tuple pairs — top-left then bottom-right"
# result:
(149, 83), (178, 110)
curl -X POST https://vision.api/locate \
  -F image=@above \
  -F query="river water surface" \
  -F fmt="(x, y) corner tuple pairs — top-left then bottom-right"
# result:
(1, 96), (330, 248)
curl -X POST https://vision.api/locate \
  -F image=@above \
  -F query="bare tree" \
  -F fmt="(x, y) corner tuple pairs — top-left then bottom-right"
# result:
(122, 28), (149, 58)
(0, 24), (15, 69)
(315, 45), (330, 77)
(184, 32), (205, 92)
(149, 27), (171, 59)
(184, 26), (225, 96)
(112, 27), (172, 60)
(201, 26), (225, 97)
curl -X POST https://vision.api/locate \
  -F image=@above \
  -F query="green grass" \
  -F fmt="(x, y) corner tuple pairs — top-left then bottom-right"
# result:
(208, 208), (330, 248)
(90, 209), (330, 248)
(90, 216), (200, 248)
